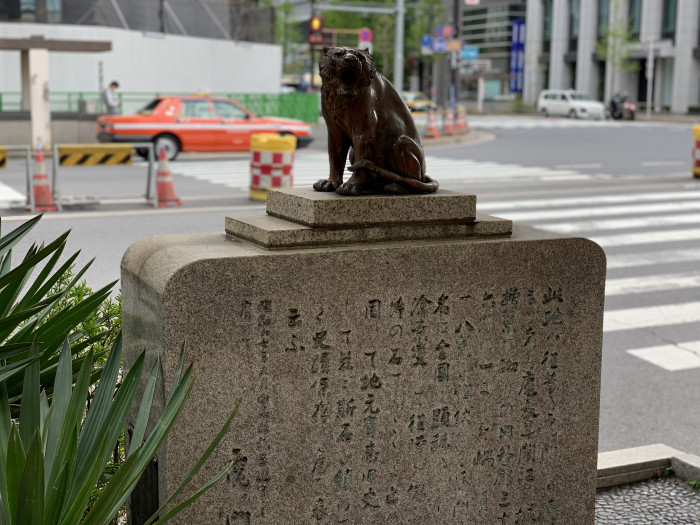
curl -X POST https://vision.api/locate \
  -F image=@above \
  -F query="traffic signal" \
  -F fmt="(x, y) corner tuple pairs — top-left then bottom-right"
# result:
(309, 16), (323, 45)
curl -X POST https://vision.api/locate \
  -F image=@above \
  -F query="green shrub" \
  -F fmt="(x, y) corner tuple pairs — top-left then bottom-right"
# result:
(0, 336), (240, 524)
(0, 216), (241, 523)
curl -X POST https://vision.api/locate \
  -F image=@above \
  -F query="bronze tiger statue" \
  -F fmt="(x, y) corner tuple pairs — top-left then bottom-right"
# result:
(313, 47), (439, 196)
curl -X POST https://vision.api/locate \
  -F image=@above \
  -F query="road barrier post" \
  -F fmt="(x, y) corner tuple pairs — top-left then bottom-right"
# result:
(51, 143), (156, 208)
(693, 125), (700, 178)
(249, 133), (296, 201)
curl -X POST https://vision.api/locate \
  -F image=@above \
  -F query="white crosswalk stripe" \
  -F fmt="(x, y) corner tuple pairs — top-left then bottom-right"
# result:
(477, 188), (700, 372)
(0, 182), (25, 204)
(152, 152), (593, 189)
(544, 213), (700, 234)
(459, 115), (674, 130)
(604, 301), (700, 333)
(500, 199), (700, 222)
(606, 272), (700, 296)
(606, 248), (700, 270)
(628, 342), (700, 371)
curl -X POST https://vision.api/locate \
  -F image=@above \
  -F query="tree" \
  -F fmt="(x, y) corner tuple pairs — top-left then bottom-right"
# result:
(265, 0), (303, 74)
(596, 0), (639, 101)
(406, 0), (444, 95)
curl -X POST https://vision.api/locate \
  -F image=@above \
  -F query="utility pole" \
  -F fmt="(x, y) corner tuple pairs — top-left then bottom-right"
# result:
(310, 0), (316, 90)
(450, 0), (459, 110)
(646, 38), (653, 119)
(393, 0), (405, 90)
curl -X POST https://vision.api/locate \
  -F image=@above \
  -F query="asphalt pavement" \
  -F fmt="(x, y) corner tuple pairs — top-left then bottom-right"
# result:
(1, 114), (699, 460)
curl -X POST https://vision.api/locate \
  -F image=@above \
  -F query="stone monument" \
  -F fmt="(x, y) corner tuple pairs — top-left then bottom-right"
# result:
(122, 188), (606, 524)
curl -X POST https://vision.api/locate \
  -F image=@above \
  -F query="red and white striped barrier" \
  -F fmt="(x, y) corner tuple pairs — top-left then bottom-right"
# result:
(250, 134), (296, 201)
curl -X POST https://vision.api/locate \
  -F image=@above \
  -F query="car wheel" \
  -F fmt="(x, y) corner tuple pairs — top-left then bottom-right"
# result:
(539, 108), (548, 117)
(568, 109), (577, 119)
(153, 134), (180, 161)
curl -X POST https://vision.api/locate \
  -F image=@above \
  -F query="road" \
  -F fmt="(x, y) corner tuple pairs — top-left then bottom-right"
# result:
(1, 114), (698, 458)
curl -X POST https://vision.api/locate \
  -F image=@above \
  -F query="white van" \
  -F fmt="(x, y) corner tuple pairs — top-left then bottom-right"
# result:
(537, 90), (605, 120)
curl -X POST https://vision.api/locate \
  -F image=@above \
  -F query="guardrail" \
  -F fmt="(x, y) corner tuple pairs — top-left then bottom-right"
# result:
(51, 143), (156, 211)
(0, 91), (320, 124)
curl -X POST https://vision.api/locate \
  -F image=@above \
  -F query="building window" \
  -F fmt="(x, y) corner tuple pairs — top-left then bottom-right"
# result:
(597, 0), (609, 39)
(569, 0), (580, 52)
(629, 0), (641, 38)
(543, 0), (553, 53)
(662, 0), (677, 40)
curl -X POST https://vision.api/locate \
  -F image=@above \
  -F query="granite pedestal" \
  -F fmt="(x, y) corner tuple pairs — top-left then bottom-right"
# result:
(122, 189), (606, 524)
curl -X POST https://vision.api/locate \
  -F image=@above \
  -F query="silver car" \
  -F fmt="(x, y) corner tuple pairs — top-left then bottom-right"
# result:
(537, 89), (605, 120)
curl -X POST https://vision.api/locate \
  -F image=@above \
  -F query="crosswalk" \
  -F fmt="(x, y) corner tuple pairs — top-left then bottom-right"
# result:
(457, 115), (676, 130)
(411, 114), (677, 130)
(158, 152), (596, 191)
(478, 189), (700, 372)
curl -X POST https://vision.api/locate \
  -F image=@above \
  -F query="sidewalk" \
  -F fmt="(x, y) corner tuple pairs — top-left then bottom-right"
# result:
(595, 444), (700, 523)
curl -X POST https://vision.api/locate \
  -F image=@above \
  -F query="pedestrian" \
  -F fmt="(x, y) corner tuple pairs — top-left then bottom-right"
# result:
(102, 80), (120, 115)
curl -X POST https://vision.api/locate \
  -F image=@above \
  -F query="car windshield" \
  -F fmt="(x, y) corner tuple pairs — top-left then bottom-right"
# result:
(138, 98), (162, 115)
(570, 93), (592, 101)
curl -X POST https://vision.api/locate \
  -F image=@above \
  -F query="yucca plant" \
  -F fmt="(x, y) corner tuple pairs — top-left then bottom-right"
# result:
(0, 334), (241, 524)
(0, 215), (116, 412)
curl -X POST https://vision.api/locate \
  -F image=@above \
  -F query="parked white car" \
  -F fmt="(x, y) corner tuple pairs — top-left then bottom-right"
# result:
(537, 90), (605, 119)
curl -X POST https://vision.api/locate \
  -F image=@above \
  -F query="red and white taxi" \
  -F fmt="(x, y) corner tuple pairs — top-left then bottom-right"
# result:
(96, 95), (313, 160)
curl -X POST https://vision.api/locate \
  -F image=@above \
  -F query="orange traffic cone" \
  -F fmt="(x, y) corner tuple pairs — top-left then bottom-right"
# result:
(457, 107), (468, 134)
(28, 140), (57, 212)
(156, 147), (182, 207)
(444, 110), (457, 136)
(425, 109), (440, 139)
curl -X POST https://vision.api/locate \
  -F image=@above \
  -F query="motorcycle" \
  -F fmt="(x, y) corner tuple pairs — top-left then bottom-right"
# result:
(609, 95), (636, 120)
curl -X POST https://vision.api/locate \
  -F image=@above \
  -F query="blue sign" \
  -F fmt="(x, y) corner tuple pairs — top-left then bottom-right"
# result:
(421, 34), (433, 47)
(461, 46), (479, 61)
(509, 20), (525, 94)
(434, 25), (455, 38)
(432, 37), (446, 53)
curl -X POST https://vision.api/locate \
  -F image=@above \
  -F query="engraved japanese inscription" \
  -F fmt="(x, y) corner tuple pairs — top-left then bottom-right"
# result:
(224, 285), (571, 524)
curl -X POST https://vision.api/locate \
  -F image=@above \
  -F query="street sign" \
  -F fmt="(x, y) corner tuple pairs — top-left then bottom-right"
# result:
(358, 41), (373, 54)
(434, 25), (455, 38)
(421, 34), (432, 47)
(445, 38), (462, 52)
(432, 37), (446, 53)
(464, 0), (479, 4)
(461, 46), (479, 61)
(509, 20), (525, 93)
(465, 59), (491, 72)
(359, 27), (373, 43)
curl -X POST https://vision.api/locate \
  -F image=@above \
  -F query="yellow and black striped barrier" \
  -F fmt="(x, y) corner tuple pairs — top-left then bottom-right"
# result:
(57, 144), (132, 166)
(0, 147), (7, 169)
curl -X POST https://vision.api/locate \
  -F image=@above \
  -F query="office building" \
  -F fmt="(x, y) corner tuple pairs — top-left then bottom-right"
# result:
(0, 0), (274, 43)
(523, 0), (700, 114)
(460, 0), (526, 100)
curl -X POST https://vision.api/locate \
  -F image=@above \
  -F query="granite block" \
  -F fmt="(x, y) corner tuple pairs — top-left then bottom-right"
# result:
(225, 213), (512, 249)
(122, 223), (606, 524)
(265, 188), (477, 227)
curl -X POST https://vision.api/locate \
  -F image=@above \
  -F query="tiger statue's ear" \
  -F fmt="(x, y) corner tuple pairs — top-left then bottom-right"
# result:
(323, 47), (331, 55)
(359, 47), (371, 56)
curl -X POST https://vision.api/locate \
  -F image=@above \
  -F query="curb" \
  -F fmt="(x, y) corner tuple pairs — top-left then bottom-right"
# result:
(597, 444), (700, 489)
(422, 129), (495, 148)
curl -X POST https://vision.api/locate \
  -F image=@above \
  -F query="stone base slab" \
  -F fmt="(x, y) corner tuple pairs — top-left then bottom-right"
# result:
(265, 188), (477, 227)
(597, 444), (700, 489)
(226, 212), (512, 249)
(122, 223), (605, 524)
